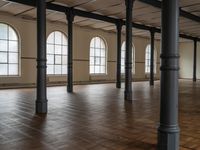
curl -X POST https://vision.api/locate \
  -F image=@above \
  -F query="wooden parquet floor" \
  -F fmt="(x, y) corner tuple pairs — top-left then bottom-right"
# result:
(0, 80), (199, 150)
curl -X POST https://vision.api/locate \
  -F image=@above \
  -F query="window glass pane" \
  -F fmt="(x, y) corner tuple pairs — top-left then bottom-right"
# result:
(0, 52), (7, 63)
(9, 41), (18, 52)
(47, 31), (68, 75)
(47, 44), (54, 54)
(121, 66), (125, 74)
(47, 65), (54, 74)
(47, 54), (54, 65)
(55, 55), (61, 64)
(101, 50), (105, 57)
(0, 64), (7, 75)
(95, 66), (100, 73)
(101, 58), (105, 65)
(62, 65), (67, 74)
(95, 57), (100, 65)
(100, 40), (105, 49)
(0, 24), (8, 40)
(9, 27), (18, 41)
(62, 46), (67, 55)
(0, 40), (8, 52)
(47, 33), (54, 44)
(90, 48), (94, 56)
(55, 31), (62, 45)
(96, 37), (101, 48)
(95, 49), (100, 56)
(90, 57), (94, 65)
(62, 56), (67, 65)
(62, 35), (68, 45)
(55, 65), (61, 74)
(9, 64), (18, 75)
(55, 45), (62, 54)
(9, 52), (18, 63)
(90, 37), (106, 74)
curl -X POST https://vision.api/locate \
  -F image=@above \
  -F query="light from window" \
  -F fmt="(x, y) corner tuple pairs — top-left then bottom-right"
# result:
(47, 31), (68, 75)
(145, 44), (157, 74)
(121, 41), (135, 74)
(90, 37), (106, 74)
(0, 23), (19, 76)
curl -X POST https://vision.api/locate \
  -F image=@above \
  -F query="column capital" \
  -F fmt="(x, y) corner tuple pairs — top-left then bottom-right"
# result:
(66, 8), (75, 22)
(125, 0), (135, 7)
(116, 19), (123, 31)
(150, 28), (155, 35)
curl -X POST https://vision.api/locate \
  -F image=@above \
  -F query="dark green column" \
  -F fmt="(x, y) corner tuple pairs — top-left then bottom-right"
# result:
(116, 20), (123, 88)
(158, 0), (180, 149)
(150, 30), (155, 86)
(66, 9), (74, 93)
(193, 39), (197, 82)
(36, 0), (48, 113)
(124, 0), (135, 101)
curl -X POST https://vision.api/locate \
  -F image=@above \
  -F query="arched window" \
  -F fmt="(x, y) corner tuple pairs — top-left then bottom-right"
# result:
(0, 23), (19, 76)
(145, 44), (157, 74)
(90, 37), (107, 74)
(121, 41), (135, 74)
(47, 31), (68, 75)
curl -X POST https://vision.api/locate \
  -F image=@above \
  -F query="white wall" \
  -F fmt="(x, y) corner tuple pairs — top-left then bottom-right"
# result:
(179, 41), (200, 79)
(0, 13), (161, 87)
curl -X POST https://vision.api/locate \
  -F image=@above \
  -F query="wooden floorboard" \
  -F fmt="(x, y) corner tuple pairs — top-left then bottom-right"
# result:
(0, 80), (199, 150)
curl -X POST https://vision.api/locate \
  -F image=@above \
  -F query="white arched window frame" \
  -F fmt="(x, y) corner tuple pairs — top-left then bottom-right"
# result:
(121, 41), (135, 74)
(90, 36), (107, 74)
(0, 23), (20, 76)
(47, 31), (68, 75)
(145, 44), (157, 74)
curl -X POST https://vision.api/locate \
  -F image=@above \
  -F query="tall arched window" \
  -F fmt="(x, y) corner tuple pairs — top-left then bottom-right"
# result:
(47, 31), (68, 75)
(90, 37), (107, 74)
(121, 41), (135, 74)
(0, 23), (19, 76)
(145, 44), (157, 74)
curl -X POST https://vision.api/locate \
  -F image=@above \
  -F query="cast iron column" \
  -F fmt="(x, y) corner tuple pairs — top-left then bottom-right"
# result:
(150, 30), (155, 86)
(36, 0), (48, 113)
(158, 0), (180, 149)
(66, 9), (74, 92)
(124, 0), (135, 101)
(116, 20), (123, 88)
(193, 39), (197, 82)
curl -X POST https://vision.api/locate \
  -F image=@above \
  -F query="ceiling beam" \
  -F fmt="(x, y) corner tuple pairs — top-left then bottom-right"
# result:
(6, 0), (200, 41)
(139, 0), (200, 23)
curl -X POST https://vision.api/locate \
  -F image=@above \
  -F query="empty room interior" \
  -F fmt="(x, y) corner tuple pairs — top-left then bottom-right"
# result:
(0, 0), (200, 150)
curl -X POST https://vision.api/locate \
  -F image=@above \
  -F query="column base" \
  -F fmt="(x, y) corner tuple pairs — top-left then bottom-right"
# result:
(67, 87), (73, 93)
(150, 81), (154, 86)
(124, 91), (132, 101)
(36, 100), (48, 114)
(157, 125), (179, 150)
(116, 82), (121, 88)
